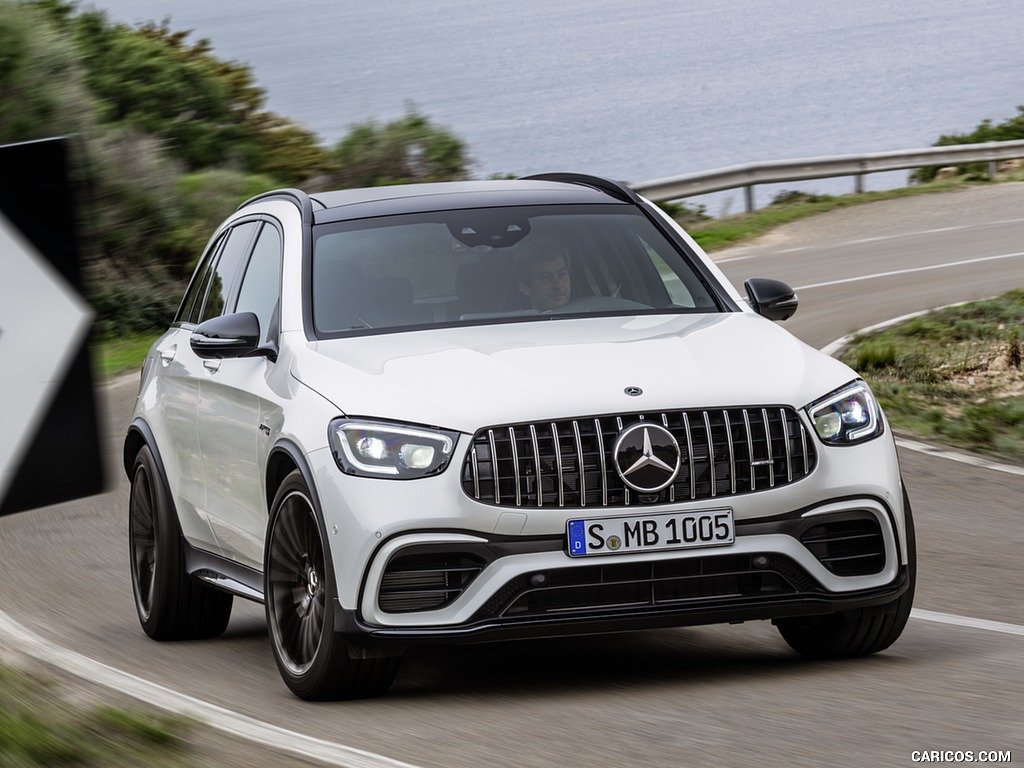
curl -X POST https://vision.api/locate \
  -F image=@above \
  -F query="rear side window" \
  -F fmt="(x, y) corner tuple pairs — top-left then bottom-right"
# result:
(235, 223), (283, 345)
(178, 236), (223, 325)
(176, 220), (261, 326)
(198, 221), (260, 323)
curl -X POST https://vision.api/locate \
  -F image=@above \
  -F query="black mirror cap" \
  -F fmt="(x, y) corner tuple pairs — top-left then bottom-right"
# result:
(744, 277), (799, 321)
(191, 312), (262, 359)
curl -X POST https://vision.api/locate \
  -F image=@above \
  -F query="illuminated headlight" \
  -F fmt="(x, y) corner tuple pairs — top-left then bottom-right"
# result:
(329, 419), (459, 478)
(806, 380), (883, 445)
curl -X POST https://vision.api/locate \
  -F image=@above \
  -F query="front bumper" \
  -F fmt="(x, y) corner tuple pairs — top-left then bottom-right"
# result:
(340, 495), (909, 646)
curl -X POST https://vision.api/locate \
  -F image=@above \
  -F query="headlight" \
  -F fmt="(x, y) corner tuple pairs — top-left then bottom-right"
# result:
(329, 419), (459, 478)
(806, 380), (883, 445)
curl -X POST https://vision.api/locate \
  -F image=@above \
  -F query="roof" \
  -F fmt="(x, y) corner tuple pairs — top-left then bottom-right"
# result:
(237, 174), (639, 224)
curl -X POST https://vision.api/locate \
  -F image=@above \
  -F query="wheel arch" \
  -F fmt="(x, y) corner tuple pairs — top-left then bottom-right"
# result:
(123, 418), (156, 477)
(124, 419), (175, 508)
(264, 439), (339, 600)
(266, 439), (319, 514)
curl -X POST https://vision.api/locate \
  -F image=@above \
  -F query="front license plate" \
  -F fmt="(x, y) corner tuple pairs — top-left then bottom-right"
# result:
(567, 509), (734, 558)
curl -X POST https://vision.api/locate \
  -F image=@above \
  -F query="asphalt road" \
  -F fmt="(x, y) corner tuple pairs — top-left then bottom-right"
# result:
(1, 183), (1022, 768)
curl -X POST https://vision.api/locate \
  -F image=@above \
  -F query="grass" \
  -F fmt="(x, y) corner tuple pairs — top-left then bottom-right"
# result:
(0, 662), (196, 767)
(92, 332), (158, 379)
(841, 291), (1024, 463)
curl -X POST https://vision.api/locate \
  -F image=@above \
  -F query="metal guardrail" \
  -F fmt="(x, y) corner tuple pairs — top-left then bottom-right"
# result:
(630, 139), (1024, 211)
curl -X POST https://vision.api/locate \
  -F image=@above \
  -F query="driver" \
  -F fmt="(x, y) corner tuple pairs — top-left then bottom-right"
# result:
(517, 237), (572, 311)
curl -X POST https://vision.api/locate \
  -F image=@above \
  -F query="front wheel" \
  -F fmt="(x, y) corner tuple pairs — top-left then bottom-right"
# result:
(264, 470), (401, 700)
(775, 486), (916, 658)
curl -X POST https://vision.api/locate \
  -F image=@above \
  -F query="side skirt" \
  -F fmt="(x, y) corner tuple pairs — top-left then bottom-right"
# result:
(183, 539), (265, 603)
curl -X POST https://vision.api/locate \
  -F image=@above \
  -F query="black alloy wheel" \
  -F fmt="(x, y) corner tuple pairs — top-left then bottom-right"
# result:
(265, 470), (401, 700)
(128, 445), (233, 640)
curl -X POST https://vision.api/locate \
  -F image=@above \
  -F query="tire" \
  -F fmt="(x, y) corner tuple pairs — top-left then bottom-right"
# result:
(129, 445), (233, 640)
(264, 470), (401, 700)
(775, 486), (916, 659)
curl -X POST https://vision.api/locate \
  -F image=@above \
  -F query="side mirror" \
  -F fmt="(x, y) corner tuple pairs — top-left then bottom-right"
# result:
(191, 312), (263, 359)
(744, 278), (799, 321)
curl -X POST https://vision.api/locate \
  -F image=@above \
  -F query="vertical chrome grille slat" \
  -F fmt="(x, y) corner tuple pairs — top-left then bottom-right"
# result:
(487, 429), (500, 504)
(595, 418), (608, 506)
(615, 416), (627, 505)
(662, 413), (674, 503)
(762, 408), (775, 488)
(703, 411), (716, 498)
(743, 409), (756, 491)
(508, 427), (521, 507)
(723, 410), (736, 495)
(801, 422), (809, 476)
(470, 445), (480, 499)
(529, 424), (542, 508)
(462, 406), (815, 508)
(780, 409), (792, 483)
(682, 412), (695, 500)
(573, 420), (586, 507)
(551, 422), (565, 507)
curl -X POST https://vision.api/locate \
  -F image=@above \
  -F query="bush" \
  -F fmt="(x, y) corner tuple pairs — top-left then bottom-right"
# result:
(911, 105), (1024, 183)
(329, 106), (470, 188)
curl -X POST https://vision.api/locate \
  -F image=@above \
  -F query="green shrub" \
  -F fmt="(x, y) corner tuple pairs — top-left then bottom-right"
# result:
(911, 105), (1024, 183)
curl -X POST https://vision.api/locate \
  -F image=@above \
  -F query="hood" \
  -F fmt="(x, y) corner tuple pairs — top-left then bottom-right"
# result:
(291, 313), (857, 433)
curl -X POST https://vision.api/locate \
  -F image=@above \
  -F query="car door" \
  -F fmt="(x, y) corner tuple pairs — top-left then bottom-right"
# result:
(148, 233), (229, 555)
(195, 220), (283, 569)
(158, 220), (259, 558)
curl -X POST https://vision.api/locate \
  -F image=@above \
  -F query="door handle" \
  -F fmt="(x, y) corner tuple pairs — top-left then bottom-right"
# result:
(203, 359), (222, 373)
(159, 346), (176, 365)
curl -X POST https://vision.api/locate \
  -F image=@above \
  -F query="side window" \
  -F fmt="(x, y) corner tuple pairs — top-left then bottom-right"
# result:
(197, 221), (260, 323)
(177, 236), (225, 325)
(235, 223), (283, 345)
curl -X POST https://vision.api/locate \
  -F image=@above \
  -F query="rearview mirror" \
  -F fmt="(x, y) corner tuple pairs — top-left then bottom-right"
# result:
(744, 278), (799, 321)
(191, 312), (263, 359)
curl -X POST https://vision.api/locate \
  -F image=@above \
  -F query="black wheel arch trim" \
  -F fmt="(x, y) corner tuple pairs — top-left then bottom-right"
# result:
(265, 439), (341, 602)
(124, 419), (176, 515)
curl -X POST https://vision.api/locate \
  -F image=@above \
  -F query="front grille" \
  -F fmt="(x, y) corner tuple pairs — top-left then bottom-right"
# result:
(461, 407), (816, 508)
(474, 554), (814, 620)
(800, 516), (886, 576)
(379, 553), (486, 613)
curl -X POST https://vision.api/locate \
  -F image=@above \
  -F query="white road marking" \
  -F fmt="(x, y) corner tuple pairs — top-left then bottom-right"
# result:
(0, 609), (423, 768)
(715, 215), (1024, 261)
(795, 250), (1024, 291)
(912, 609), (1024, 637)
(895, 437), (1024, 478)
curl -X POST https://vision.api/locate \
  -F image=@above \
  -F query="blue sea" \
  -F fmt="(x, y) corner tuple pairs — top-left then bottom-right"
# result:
(90, 0), (1023, 213)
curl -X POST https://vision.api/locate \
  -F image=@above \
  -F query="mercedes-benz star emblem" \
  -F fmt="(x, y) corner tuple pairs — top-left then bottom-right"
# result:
(612, 423), (681, 493)
(624, 386), (643, 397)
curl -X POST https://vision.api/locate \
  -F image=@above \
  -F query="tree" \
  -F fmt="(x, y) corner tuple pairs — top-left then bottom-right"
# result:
(0, 1), (95, 146)
(329, 108), (471, 188)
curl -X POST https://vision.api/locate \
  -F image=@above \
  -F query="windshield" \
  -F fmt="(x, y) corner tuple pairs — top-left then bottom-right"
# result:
(311, 205), (723, 336)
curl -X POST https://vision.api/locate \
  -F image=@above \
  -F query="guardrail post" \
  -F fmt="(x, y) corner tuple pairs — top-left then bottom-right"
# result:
(744, 185), (754, 212)
(855, 174), (864, 194)
(988, 160), (997, 179)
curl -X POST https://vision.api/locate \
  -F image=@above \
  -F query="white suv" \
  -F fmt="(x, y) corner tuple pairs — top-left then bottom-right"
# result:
(124, 174), (915, 700)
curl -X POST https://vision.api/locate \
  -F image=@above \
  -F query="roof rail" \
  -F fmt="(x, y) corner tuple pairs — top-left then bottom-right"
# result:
(519, 173), (640, 204)
(237, 188), (315, 223)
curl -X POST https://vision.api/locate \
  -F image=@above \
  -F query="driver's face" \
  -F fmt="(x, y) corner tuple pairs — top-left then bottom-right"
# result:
(519, 255), (571, 311)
